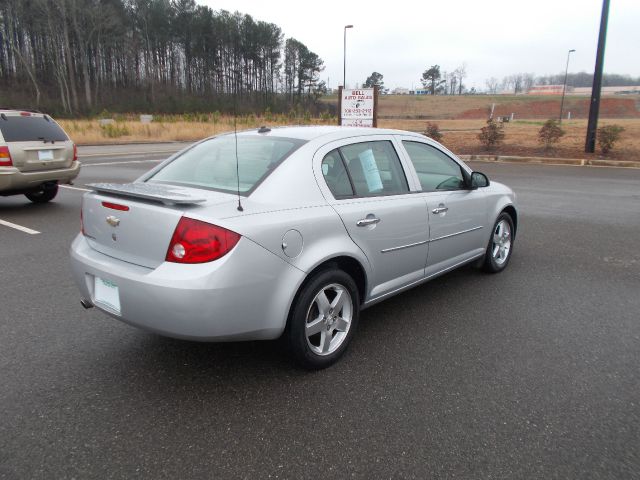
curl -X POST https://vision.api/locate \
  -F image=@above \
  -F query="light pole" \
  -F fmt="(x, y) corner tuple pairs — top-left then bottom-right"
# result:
(559, 49), (576, 123)
(343, 25), (353, 88)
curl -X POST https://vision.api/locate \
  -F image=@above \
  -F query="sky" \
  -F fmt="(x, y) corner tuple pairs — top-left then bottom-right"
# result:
(201, 0), (640, 91)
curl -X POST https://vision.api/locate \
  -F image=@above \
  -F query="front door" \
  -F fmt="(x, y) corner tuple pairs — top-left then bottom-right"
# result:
(399, 139), (488, 274)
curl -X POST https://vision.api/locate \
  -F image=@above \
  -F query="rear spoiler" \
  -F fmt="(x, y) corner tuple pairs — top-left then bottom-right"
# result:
(87, 182), (206, 206)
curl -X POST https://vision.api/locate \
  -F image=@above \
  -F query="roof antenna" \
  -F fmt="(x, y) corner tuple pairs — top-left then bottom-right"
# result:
(233, 70), (243, 212)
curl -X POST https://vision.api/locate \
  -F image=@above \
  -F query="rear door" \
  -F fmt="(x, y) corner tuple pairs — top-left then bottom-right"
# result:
(314, 136), (428, 300)
(0, 113), (73, 172)
(399, 139), (488, 274)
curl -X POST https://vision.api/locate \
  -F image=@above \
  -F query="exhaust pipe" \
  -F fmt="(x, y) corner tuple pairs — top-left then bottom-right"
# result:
(80, 299), (94, 309)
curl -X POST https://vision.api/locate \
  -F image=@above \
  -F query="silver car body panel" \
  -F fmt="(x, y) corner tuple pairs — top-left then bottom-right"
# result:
(71, 126), (517, 340)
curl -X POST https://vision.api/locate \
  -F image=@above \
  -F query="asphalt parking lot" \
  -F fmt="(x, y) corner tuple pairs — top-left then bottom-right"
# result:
(1, 146), (639, 479)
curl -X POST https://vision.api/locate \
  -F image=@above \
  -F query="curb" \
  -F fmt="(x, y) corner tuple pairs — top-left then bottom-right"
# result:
(459, 154), (640, 169)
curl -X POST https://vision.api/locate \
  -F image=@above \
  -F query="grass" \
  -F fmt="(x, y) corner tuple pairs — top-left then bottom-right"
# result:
(59, 113), (338, 144)
(381, 118), (640, 160)
(58, 99), (640, 161)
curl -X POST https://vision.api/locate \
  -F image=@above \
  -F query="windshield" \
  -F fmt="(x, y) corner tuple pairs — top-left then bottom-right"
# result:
(147, 135), (306, 194)
(0, 115), (69, 142)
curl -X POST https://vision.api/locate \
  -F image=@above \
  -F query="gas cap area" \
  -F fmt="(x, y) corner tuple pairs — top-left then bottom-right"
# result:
(281, 229), (303, 258)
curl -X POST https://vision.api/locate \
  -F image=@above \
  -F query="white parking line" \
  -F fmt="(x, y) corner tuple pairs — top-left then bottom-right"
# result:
(60, 185), (92, 192)
(83, 159), (163, 167)
(0, 219), (40, 235)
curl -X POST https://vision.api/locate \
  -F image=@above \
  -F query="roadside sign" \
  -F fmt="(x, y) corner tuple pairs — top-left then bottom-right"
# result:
(339, 86), (378, 127)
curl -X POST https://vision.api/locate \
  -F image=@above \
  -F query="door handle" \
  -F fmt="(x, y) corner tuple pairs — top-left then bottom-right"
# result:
(356, 216), (381, 227)
(432, 206), (448, 214)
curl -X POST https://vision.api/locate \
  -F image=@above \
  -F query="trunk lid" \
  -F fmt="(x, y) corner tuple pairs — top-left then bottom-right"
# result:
(82, 183), (238, 268)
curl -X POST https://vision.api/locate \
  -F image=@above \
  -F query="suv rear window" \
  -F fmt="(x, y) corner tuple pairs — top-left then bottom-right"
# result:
(0, 115), (69, 142)
(148, 135), (306, 195)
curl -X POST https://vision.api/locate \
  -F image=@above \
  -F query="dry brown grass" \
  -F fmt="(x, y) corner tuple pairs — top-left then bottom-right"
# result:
(59, 115), (336, 144)
(59, 109), (639, 160)
(379, 118), (640, 160)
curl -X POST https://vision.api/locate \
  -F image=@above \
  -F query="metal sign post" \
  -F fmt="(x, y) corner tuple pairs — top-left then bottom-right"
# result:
(339, 85), (378, 127)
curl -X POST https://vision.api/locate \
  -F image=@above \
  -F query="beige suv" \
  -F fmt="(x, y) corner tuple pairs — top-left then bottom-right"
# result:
(0, 110), (80, 203)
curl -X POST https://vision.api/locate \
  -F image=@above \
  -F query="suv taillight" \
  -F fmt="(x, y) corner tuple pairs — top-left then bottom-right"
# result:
(0, 146), (12, 166)
(165, 217), (241, 264)
(73, 144), (78, 162)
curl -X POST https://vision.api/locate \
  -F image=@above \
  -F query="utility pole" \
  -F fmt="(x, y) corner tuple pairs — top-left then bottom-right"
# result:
(585, 0), (610, 153)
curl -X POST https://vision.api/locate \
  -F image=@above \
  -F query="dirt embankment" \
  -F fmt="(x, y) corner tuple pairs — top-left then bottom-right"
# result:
(458, 98), (640, 120)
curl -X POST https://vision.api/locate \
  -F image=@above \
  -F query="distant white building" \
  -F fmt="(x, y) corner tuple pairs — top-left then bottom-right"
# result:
(391, 87), (410, 95)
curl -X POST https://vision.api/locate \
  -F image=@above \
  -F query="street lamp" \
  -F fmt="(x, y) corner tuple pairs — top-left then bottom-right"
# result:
(343, 25), (353, 88)
(559, 49), (576, 123)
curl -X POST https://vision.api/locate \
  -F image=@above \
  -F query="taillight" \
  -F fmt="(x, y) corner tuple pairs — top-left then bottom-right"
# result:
(80, 207), (85, 235)
(0, 146), (12, 166)
(166, 217), (240, 264)
(73, 144), (78, 162)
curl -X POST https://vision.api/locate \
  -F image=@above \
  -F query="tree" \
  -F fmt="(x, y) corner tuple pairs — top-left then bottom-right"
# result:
(597, 125), (625, 154)
(485, 77), (499, 94)
(421, 65), (444, 95)
(454, 64), (467, 95)
(363, 72), (384, 89)
(537, 119), (565, 150)
(0, 0), (322, 113)
(478, 119), (505, 150)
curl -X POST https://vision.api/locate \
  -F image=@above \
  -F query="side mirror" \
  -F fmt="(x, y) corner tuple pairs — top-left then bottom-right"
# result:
(471, 171), (490, 188)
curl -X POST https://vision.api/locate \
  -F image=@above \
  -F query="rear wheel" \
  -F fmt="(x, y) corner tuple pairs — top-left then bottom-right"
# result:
(287, 269), (360, 369)
(483, 212), (514, 273)
(25, 183), (58, 203)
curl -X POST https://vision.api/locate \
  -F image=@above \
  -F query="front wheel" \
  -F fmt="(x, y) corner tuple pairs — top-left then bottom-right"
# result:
(482, 212), (514, 273)
(25, 183), (58, 203)
(286, 269), (360, 369)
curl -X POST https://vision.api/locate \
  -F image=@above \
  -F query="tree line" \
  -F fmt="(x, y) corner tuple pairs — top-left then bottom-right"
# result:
(367, 65), (639, 96)
(487, 72), (640, 95)
(0, 0), (326, 115)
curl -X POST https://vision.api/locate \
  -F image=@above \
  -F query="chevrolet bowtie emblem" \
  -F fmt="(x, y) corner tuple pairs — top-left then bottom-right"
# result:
(106, 216), (120, 227)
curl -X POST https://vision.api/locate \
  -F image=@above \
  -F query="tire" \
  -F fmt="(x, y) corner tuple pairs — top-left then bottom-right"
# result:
(25, 183), (58, 203)
(482, 212), (515, 273)
(286, 269), (360, 369)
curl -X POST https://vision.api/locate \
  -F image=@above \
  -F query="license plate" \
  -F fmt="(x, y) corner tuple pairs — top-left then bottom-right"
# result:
(94, 276), (121, 314)
(38, 150), (54, 161)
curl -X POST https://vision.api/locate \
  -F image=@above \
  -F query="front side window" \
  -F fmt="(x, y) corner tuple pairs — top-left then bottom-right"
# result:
(403, 141), (465, 191)
(336, 141), (408, 197)
(148, 135), (305, 195)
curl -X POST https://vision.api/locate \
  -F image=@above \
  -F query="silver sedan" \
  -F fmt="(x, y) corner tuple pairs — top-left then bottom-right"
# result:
(70, 126), (517, 368)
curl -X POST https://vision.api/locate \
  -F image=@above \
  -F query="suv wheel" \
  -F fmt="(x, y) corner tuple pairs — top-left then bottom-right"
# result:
(25, 183), (58, 203)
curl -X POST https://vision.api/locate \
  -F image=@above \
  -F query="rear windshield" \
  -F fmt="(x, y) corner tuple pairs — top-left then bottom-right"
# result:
(0, 115), (69, 142)
(147, 135), (306, 194)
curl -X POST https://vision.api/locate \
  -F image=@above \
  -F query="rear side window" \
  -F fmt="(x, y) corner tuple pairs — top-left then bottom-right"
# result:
(0, 115), (69, 142)
(321, 150), (354, 198)
(148, 135), (305, 195)
(335, 141), (408, 197)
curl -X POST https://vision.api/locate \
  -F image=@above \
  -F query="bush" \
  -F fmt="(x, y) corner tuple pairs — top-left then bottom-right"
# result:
(597, 124), (625, 154)
(537, 119), (565, 150)
(478, 119), (505, 150)
(100, 123), (130, 138)
(425, 122), (443, 142)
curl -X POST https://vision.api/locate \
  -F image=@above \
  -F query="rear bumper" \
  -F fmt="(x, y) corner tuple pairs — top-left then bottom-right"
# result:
(69, 234), (305, 341)
(0, 161), (81, 192)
